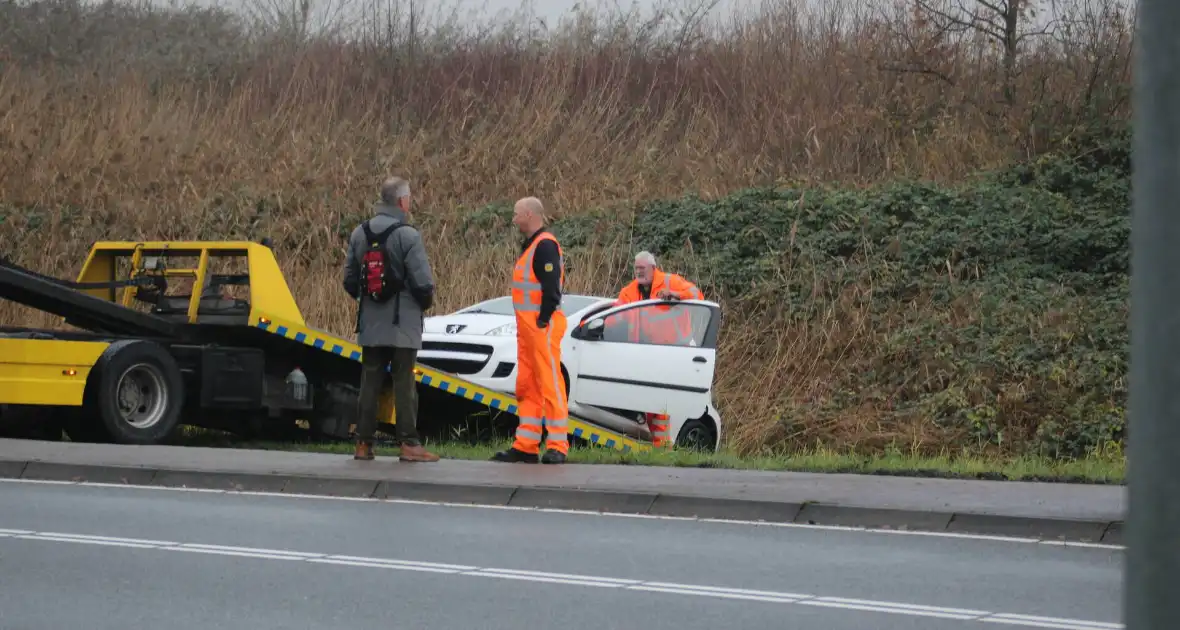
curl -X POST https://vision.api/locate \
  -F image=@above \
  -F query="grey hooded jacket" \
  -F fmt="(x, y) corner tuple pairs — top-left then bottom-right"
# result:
(342, 204), (436, 349)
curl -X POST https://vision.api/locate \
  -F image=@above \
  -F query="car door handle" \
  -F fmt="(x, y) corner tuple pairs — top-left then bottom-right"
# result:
(693, 356), (707, 363)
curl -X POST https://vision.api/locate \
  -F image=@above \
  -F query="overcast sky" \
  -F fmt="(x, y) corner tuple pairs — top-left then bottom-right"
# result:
(151, 0), (800, 35)
(141, 0), (1101, 39)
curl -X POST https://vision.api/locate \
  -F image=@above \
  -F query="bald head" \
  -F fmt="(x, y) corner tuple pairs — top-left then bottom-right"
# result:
(512, 196), (546, 235)
(516, 196), (543, 214)
(380, 176), (412, 213)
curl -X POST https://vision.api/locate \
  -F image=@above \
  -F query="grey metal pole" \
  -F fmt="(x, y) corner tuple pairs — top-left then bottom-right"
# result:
(1128, 0), (1180, 627)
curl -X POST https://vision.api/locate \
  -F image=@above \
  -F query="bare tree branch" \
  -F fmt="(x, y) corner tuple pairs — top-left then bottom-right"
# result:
(878, 62), (957, 85)
(975, 0), (1008, 18)
(916, 0), (1007, 42)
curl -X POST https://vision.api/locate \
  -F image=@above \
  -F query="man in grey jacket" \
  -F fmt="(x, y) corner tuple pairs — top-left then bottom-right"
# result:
(342, 176), (440, 463)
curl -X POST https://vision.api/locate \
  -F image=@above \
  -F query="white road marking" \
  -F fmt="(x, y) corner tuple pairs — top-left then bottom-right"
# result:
(632, 584), (805, 604)
(0, 525), (1123, 630)
(170, 547), (314, 561)
(17, 534), (160, 549)
(468, 570), (630, 587)
(325, 555), (475, 572)
(983, 614), (1122, 629)
(175, 543), (325, 558)
(640, 582), (810, 599)
(799, 598), (982, 620)
(41, 531), (177, 546)
(0, 476), (1125, 550)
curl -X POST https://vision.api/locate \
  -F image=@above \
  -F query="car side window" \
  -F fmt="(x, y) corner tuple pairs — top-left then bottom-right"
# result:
(599, 302), (712, 347)
(576, 303), (614, 325)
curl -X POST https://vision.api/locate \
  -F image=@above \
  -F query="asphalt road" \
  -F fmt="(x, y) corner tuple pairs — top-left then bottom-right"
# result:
(0, 480), (1123, 630)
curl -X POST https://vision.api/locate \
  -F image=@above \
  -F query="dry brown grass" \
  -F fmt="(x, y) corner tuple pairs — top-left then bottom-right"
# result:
(0, 0), (1134, 456)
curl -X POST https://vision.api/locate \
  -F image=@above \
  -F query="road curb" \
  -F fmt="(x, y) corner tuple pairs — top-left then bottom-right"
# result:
(2, 459), (1124, 545)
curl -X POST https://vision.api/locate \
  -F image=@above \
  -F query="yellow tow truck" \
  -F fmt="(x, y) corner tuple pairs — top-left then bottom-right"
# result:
(0, 240), (649, 452)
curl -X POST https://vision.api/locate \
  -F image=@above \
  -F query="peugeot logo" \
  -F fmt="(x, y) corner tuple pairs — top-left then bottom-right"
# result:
(446, 324), (466, 334)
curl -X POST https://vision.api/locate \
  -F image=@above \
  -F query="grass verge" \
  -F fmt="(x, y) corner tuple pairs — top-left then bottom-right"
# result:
(169, 428), (1125, 485)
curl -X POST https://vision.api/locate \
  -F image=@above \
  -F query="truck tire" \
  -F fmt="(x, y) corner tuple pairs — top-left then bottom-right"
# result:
(86, 339), (185, 445)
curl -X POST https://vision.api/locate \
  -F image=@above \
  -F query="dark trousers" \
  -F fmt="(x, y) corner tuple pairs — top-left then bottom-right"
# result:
(356, 345), (421, 446)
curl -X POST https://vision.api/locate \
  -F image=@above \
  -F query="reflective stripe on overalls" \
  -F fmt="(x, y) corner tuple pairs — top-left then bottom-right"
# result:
(511, 234), (564, 313)
(510, 232), (570, 455)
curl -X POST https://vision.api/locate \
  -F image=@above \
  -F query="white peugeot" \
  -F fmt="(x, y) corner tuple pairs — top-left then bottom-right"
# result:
(418, 294), (723, 451)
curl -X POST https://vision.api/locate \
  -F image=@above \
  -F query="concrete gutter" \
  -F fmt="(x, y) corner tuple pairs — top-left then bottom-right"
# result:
(0, 438), (1126, 545)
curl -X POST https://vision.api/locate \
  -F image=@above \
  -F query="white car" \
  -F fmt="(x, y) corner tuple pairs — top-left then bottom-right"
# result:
(418, 293), (723, 451)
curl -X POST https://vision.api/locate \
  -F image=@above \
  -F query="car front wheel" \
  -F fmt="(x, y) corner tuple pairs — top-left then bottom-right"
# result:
(675, 417), (717, 452)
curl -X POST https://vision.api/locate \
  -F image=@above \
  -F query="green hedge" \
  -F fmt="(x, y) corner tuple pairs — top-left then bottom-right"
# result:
(537, 123), (1130, 458)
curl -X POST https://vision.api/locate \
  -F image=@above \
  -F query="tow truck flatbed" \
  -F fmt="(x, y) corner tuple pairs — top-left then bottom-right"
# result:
(255, 314), (641, 451)
(0, 240), (648, 452)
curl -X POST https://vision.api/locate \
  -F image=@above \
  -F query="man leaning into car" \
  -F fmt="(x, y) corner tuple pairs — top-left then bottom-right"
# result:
(613, 250), (703, 447)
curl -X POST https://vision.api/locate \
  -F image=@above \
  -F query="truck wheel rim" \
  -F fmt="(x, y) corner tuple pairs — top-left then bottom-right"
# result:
(116, 363), (168, 429)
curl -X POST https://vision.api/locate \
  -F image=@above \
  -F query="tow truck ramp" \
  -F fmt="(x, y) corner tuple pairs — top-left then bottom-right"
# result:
(0, 242), (648, 453)
(253, 314), (645, 452)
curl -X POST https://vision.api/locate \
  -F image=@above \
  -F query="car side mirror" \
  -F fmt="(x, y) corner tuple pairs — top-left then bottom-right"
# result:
(575, 318), (605, 341)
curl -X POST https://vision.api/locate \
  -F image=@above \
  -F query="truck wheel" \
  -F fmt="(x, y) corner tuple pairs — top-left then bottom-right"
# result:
(88, 340), (185, 444)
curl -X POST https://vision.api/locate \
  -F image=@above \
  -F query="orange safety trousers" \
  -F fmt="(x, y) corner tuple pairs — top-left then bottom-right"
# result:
(510, 232), (569, 455)
(514, 311), (568, 455)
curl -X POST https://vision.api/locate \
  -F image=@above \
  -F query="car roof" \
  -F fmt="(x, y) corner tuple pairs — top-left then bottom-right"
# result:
(455, 294), (613, 315)
(474, 294), (612, 303)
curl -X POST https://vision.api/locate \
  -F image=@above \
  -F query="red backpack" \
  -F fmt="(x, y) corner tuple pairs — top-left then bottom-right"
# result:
(359, 220), (411, 302)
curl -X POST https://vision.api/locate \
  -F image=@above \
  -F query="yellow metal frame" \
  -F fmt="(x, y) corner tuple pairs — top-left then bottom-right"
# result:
(0, 338), (109, 406)
(75, 240), (306, 326)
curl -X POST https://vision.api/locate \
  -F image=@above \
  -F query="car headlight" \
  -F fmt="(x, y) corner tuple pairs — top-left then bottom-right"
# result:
(485, 324), (516, 336)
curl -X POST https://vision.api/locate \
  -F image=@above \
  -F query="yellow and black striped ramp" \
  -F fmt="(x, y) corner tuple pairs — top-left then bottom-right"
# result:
(252, 313), (649, 453)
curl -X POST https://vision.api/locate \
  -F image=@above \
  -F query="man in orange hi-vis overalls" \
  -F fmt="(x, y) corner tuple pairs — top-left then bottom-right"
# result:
(492, 196), (570, 465)
(613, 250), (703, 447)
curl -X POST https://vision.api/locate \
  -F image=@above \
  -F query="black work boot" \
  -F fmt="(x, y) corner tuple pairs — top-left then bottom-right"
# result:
(541, 449), (567, 465)
(491, 448), (539, 463)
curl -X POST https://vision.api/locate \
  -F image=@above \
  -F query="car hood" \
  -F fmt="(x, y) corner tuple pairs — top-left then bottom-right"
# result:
(423, 313), (516, 336)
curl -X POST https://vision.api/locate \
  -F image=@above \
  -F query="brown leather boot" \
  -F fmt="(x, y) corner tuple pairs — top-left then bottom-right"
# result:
(399, 443), (440, 462)
(354, 441), (375, 461)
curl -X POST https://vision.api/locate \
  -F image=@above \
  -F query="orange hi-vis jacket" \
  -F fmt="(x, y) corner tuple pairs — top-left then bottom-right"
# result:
(510, 230), (569, 455)
(615, 269), (703, 346)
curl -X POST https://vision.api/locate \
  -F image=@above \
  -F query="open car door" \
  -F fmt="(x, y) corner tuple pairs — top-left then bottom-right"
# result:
(568, 298), (722, 420)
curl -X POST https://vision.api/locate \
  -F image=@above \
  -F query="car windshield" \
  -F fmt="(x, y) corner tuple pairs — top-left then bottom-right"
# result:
(457, 295), (604, 315)
(457, 297), (515, 315)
